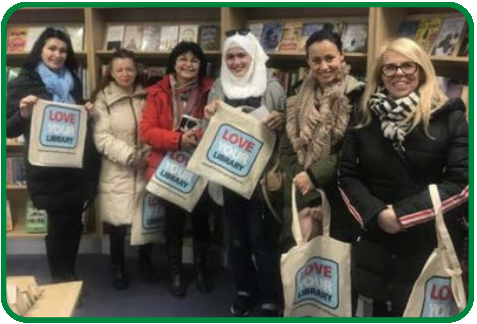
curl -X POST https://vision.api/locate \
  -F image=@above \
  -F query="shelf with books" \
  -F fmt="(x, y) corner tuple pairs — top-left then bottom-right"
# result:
(371, 7), (468, 77)
(222, 7), (371, 81)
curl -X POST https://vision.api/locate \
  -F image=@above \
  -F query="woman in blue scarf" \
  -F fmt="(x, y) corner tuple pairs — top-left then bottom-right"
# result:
(7, 27), (100, 283)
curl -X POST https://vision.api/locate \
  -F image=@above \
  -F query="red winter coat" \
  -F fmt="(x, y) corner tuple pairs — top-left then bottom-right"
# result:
(140, 74), (213, 180)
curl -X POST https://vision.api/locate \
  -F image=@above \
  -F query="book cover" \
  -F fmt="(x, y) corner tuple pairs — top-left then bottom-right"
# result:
(341, 22), (368, 53)
(179, 24), (199, 43)
(66, 25), (84, 52)
(260, 21), (283, 52)
(141, 25), (161, 52)
(457, 28), (469, 57)
(159, 25), (179, 52)
(104, 24), (125, 50)
(299, 22), (323, 51)
(278, 21), (302, 52)
(415, 18), (442, 54)
(123, 25), (144, 51)
(325, 20), (347, 37)
(199, 25), (220, 51)
(397, 20), (420, 39)
(25, 27), (46, 52)
(430, 17), (467, 56)
(248, 22), (264, 41)
(26, 201), (48, 234)
(7, 27), (28, 52)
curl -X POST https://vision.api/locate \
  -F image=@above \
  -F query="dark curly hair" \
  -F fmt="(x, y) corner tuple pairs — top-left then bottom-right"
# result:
(166, 42), (208, 79)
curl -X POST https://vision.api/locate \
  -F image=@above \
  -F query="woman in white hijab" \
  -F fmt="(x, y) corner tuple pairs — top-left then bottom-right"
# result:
(204, 29), (286, 317)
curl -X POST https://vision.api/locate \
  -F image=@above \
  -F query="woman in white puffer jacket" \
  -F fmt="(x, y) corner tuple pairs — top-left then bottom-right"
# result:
(92, 49), (158, 290)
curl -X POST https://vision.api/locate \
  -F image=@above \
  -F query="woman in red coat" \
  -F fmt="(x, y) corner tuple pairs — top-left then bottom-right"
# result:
(140, 42), (213, 298)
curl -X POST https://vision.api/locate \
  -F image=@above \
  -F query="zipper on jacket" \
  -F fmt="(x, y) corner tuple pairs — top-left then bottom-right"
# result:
(130, 97), (139, 194)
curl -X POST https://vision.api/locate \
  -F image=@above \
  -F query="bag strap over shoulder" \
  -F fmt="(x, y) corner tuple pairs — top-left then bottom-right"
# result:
(291, 183), (331, 245)
(429, 184), (467, 311)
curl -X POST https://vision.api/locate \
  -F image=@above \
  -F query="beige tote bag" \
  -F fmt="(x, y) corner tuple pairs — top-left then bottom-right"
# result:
(403, 184), (467, 317)
(29, 99), (87, 168)
(187, 101), (276, 199)
(130, 190), (165, 246)
(281, 184), (352, 317)
(146, 150), (207, 212)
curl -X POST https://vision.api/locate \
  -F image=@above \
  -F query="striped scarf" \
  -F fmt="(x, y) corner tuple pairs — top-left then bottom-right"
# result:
(369, 90), (420, 143)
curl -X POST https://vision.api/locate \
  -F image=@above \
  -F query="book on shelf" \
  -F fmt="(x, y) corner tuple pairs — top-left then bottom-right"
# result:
(414, 18), (442, 54)
(430, 17), (467, 56)
(199, 25), (220, 51)
(7, 27), (28, 52)
(104, 24), (125, 51)
(159, 25), (179, 52)
(325, 20), (347, 37)
(397, 20), (420, 39)
(6, 200), (13, 232)
(25, 27), (46, 52)
(341, 22), (367, 53)
(123, 25), (144, 51)
(26, 201), (48, 234)
(457, 28), (469, 57)
(278, 21), (302, 52)
(66, 25), (84, 52)
(299, 22), (323, 51)
(248, 22), (264, 41)
(178, 24), (199, 43)
(260, 21), (283, 52)
(7, 157), (26, 186)
(141, 25), (161, 52)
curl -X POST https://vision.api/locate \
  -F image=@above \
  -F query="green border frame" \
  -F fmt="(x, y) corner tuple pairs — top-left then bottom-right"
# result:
(1, 2), (473, 322)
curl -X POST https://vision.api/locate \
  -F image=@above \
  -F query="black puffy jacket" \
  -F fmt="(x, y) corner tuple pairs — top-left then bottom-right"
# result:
(338, 98), (468, 308)
(6, 68), (100, 211)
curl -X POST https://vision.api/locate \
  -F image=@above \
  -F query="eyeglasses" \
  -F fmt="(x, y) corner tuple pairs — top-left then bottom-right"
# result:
(381, 62), (419, 77)
(225, 28), (250, 37)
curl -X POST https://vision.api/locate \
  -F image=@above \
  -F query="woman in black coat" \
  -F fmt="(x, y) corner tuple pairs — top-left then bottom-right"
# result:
(7, 28), (100, 283)
(338, 37), (468, 316)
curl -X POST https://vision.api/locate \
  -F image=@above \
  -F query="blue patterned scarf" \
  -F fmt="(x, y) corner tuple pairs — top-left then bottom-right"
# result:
(36, 62), (75, 104)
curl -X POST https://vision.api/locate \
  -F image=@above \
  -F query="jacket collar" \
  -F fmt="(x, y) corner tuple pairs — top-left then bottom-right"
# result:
(156, 74), (214, 94)
(104, 81), (146, 106)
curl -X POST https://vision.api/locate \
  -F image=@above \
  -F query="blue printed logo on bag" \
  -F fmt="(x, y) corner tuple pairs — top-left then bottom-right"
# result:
(294, 257), (339, 309)
(142, 192), (165, 230)
(421, 276), (459, 317)
(154, 151), (199, 194)
(40, 105), (80, 148)
(206, 124), (263, 177)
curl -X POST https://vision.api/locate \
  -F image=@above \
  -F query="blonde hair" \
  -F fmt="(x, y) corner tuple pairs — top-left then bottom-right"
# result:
(360, 38), (448, 135)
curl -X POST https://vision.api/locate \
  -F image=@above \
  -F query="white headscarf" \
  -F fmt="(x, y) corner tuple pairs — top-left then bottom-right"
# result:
(220, 33), (269, 99)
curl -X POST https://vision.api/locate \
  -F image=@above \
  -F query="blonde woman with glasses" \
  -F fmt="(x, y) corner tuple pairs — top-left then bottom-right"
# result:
(338, 37), (468, 316)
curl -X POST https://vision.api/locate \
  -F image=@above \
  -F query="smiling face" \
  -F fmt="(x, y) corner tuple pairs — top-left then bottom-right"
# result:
(41, 37), (68, 71)
(225, 46), (252, 77)
(381, 50), (420, 99)
(110, 57), (137, 91)
(306, 40), (344, 87)
(174, 51), (200, 84)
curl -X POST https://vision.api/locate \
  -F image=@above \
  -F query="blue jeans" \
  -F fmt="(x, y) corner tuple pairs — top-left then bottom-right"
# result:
(224, 188), (282, 305)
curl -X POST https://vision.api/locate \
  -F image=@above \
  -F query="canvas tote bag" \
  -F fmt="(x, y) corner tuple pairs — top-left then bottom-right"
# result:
(281, 184), (352, 317)
(187, 101), (276, 199)
(146, 150), (207, 212)
(29, 99), (87, 168)
(130, 190), (165, 245)
(403, 184), (467, 317)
